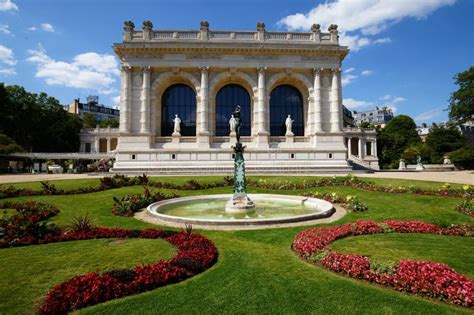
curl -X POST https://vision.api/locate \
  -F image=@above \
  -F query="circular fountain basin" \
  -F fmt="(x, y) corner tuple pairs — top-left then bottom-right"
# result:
(147, 194), (335, 226)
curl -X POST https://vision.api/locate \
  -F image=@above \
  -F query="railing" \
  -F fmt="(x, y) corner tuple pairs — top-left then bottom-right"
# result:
(125, 29), (336, 44)
(80, 128), (119, 134)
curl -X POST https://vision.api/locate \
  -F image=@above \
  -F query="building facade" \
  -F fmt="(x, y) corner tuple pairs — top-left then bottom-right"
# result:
(352, 106), (394, 127)
(85, 21), (378, 173)
(67, 95), (120, 122)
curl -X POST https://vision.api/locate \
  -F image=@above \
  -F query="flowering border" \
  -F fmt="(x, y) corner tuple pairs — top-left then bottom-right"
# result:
(1, 174), (471, 200)
(3, 226), (218, 314)
(292, 220), (473, 307)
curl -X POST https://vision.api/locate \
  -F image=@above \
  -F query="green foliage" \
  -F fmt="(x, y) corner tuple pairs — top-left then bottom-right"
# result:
(82, 112), (98, 128)
(0, 84), (82, 152)
(70, 214), (95, 231)
(426, 124), (465, 162)
(369, 258), (398, 275)
(0, 133), (24, 154)
(99, 117), (119, 128)
(448, 66), (474, 124)
(449, 145), (474, 169)
(377, 115), (421, 168)
(402, 146), (420, 164)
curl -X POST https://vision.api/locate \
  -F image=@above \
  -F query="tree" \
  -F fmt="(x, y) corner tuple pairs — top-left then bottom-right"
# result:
(82, 112), (97, 128)
(449, 145), (474, 169)
(448, 67), (474, 124)
(0, 134), (24, 154)
(0, 83), (82, 152)
(99, 117), (119, 128)
(425, 124), (465, 162)
(377, 115), (420, 168)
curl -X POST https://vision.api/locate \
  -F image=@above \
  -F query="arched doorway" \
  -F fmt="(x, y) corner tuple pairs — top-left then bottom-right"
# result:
(270, 84), (304, 136)
(161, 84), (196, 136)
(215, 84), (251, 136)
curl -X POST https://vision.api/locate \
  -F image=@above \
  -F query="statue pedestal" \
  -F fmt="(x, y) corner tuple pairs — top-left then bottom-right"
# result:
(172, 132), (181, 144)
(415, 164), (424, 171)
(398, 159), (407, 170)
(229, 131), (237, 144)
(286, 133), (294, 143)
(225, 142), (256, 214)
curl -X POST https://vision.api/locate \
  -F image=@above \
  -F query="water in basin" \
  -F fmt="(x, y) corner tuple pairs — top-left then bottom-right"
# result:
(157, 198), (319, 220)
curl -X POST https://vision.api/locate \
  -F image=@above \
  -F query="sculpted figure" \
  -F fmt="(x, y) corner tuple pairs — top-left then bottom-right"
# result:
(285, 115), (294, 135)
(173, 114), (181, 134)
(229, 115), (236, 134)
(232, 105), (242, 142)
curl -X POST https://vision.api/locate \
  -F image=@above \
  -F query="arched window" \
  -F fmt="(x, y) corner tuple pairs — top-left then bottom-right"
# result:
(161, 84), (196, 136)
(270, 84), (304, 136)
(215, 84), (251, 136)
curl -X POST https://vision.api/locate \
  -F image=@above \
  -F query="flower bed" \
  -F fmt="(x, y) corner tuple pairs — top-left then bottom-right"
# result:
(111, 187), (179, 216)
(33, 228), (218, 314)
(292, 220), (473, 307)
(303, 192), (369, 212)
(1, 174), (471, 200)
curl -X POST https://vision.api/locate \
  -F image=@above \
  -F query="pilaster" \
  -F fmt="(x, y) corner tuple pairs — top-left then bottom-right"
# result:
(330, 68), (342, 133)
(198, 66), (210, 147)
(140, 66), (151, 134)
(256, 67), (269, 147)
(119, 66), (132, 133)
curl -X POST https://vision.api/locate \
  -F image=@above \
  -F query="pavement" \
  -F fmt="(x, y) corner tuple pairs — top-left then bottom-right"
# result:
(0, 170), (473, 185)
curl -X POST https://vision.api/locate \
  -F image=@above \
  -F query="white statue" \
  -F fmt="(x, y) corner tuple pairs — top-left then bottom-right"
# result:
(229, 114), (236, 135)
(285, 115), (294, 136)
(173, 114), (181, 135)
(443, 156), (452, 165)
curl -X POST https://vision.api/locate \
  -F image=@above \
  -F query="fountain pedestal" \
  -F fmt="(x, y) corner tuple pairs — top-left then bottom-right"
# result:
(225, 142), (255, 214)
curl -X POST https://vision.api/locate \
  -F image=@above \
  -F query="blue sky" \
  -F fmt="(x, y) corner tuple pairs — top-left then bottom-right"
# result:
(0, 0), (473, 124)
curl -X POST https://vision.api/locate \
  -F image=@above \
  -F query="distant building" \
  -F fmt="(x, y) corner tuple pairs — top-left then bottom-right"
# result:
(66, 95), (120, 122)
(459, 119), (474, 144)
(342, 105), (354, 127)
(416, 123), (430, 142)
(352, 106), (394, 127)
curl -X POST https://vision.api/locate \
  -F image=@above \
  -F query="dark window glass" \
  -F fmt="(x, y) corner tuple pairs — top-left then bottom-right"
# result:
(270, 84), (304, 136)
(215, 84), (251, 136)
(161, 84), (196, 136)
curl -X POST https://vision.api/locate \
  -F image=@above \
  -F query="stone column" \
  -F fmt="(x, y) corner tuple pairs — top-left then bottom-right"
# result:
(348, 137), (352, 157)
(106, 138), (111, 153)
(358, 138), (364, 159)
(313, 68), (323, 133)
(256, 67), (269, 146)
(373, 139), (378, 157)
(198, 66), (210, 146)
(140, 66), (151, 134)
(330, 68), (342, 133)
(120, 66), (132, 133)
(94, 138), (100, 153)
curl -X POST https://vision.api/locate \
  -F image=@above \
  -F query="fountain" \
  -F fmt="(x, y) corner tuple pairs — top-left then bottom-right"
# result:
(146, 106), (338, 228)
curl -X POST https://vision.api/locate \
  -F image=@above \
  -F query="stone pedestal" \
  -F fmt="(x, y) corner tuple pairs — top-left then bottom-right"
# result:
(398, 159), (407, 170)
(286, 133), (294, 143)
(225, 142), (255, 214)
(229, 132), (237, 144)
(172, 132), (181, 144)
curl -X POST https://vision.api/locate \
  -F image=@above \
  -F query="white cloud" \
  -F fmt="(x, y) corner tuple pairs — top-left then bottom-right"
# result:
(373, 37), (392, 44)
(112, 95), (121, 106)
(27, 44), (120, 94)
(414, 108), (444, 122)
(361, 69), (372, 76)
(343, 98), (374, 109)
(0, 0), (18, 11)
(342, 74), (358, 86)
(0, 24), (12, 35)
(40, 23), (55, 32)
(28, 26), (37, 31)
(380, 94), (392, 101)
(0, 67), (15, 75)
(392, 96), (406, 104)
(0, 44), (16, 65)
(278, 0), (454, 51)
(344, 67), (355, 74)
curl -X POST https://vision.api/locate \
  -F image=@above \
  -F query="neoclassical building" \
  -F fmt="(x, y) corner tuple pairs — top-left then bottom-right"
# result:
(81, 21), (379, 173)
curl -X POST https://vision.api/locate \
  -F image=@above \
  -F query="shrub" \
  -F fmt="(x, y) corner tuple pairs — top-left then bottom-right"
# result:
(70, 214), (95, 231)
(111, 187), (178, 216)
(449, 145), (474, 169)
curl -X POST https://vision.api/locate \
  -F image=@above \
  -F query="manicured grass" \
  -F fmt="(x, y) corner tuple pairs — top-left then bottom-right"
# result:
(331, 233), (474, 278)
(0, 238), (176, 315)
(0, 176), (473, 314)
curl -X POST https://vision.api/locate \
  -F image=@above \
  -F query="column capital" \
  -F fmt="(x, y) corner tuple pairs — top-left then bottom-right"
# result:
(313, 67), (323, 74)
(122, 65), (132, 73)
(200, 66), (209, 73)
(331, 67), (342, 73)
(257, 67), (267, 74)
(141, 66), (151, 73)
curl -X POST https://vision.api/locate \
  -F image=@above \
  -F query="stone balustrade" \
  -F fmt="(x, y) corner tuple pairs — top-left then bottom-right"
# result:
(122, 21), (338, 45)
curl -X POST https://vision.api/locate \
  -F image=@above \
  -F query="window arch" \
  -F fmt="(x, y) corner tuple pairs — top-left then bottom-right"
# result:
(270, 84), (304, 136)
(215, 84), (251, 136)
(161, 84), (196, 136)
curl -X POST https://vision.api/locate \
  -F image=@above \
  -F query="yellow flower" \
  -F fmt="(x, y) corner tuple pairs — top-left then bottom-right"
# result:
(463, 185), (470, 191)
(346, 195), (353, 201)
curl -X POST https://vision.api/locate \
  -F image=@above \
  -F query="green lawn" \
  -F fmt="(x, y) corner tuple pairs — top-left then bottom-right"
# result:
(0, 176), (473, 314)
